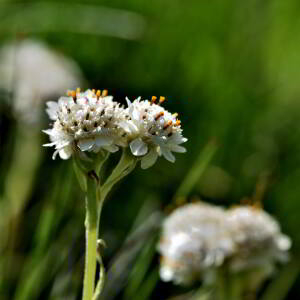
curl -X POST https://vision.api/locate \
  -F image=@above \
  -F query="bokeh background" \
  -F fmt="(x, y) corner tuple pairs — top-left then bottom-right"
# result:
(1, 0), (300, 299)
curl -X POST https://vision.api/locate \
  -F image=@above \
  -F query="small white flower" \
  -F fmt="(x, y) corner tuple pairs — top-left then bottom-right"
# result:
(157, 203), (235, 285)
(0, 39), (83, 124)
(226, 205), (292, 272)
(43, 89), (125, 160)
(119, 96), (187, 169)
(157, 202), (292, 286)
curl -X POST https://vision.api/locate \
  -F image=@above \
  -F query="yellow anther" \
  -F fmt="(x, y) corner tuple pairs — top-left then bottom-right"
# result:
(172, 113), (178, 118)
(151, 96), (157, 103)
(92, 89), (96, 94)
(163, 120), (172, 129)
(175, 120), (181, 126)
(96, 90), (101, 99)
(76, 87), (81, 94)
(155, 111), (164, 121)
(102, 89), (108, 97)
(67, 90), (77, 102)
(252, 201), (262, 210)
(159, 96), (166, 103)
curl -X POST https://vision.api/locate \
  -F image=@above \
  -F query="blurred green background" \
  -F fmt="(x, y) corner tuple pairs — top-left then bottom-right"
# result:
(1, 0), (300, 299)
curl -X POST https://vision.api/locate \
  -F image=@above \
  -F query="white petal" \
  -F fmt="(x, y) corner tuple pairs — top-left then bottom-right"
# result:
(141, 150), (158, 169)
(181, 137), (188, 143)
(58, 96), (71, 106)
(59, 147), (72, 159)
(152, 135), (165, 146)
(95, 136), (113, 147)
(161, 148), (175, 163)
(46, 109), (58, 120)
(77, 139), (95, 151)
(120, 120), (139, 133)
(132, 107), (140, 121)
(43, 142), (56, 147)
(130, 138), (148, 156)
(103, 144), (119, 153)
(169, 134), (188, 145)
(125, 97), (132, 106)
(52, 149), (59, 160)
(170, 144), (186, 153)
(46, 101), (59, 120)
(276, 235), (292, 251)
(42, 129), (55, 136)
(56, 140), (71, 150)
(103, 96), (113, 102)
(159, 266), (174, 282)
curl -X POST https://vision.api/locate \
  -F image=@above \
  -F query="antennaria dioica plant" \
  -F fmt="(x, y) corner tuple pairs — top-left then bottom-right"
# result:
(43, 88), (187, 300)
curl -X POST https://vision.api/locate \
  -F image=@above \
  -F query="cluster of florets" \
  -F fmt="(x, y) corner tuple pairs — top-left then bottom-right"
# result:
(158, 203), (235, 285)
(226, 206), (291, 272)
(43, 89), (187, 168)
(157, 203), (291, 285)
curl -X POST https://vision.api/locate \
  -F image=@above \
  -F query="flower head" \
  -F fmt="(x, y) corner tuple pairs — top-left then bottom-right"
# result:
(120, 96), (187, 169)
(226, 205), (291, 272)
(157, 202), (235, 285)
(43, 89), (125, 159)
(157, 202), (292, 286)
(0, 39), (83, 124)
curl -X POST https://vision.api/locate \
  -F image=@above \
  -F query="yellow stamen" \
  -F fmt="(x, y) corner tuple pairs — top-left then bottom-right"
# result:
(102, 89), (108, 96)
(155, 111), (164, 121)
(252, 201), (262, 210)
(172, 113), (178, 118)
(159, 96), (166, 103)
(96, 90), (101, 99)
(92, 89), (96, 94)
(163, 120), (172, 129)
(67, 90), (77, 101)
(151, 96), (157, 103)
(76, 87), (81, 94)
(175, 120), (181, 126)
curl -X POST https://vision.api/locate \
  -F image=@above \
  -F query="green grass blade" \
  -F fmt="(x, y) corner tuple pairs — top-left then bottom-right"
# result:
(174, 140), (218, 200)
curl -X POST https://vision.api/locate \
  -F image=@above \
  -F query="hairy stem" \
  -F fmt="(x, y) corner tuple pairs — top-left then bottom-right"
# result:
(79, 150), (136, 300)
(82, 172), (99, 300)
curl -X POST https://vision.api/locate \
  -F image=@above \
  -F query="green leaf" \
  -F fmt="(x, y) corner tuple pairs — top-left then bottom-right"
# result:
(174, 140), (218, 200)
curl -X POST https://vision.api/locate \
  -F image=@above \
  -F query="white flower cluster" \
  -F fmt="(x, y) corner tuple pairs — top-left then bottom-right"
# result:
(0, 39), (83, 124)
(44, 90), (187, 167)
(158, 203), (235, 285)
(227, 206), (291, 272)
(157, 203), (291, 285)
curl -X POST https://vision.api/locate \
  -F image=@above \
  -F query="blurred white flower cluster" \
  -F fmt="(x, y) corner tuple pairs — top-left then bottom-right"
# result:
(226, 206), (291, 271)
(0, 39), (83, 124)
(158, 202), (291, 285)
(158, 203), (235, 285)
(44, 90), (187, 168)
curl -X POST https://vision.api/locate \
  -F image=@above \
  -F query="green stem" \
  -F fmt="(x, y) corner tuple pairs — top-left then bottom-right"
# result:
(216, 268), (227, 300)
(79, 149), (136, 300)
(82, 173), (99, 300)
(228, 273), (242, 300)
(101, 149), (137, 200)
